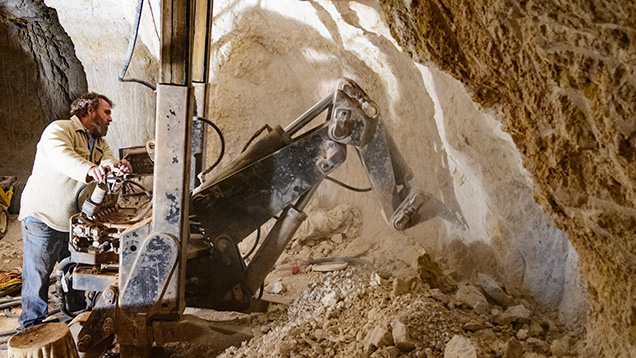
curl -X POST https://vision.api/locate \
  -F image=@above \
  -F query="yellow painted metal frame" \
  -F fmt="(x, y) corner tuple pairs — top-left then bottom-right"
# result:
(0, 186), (12, 208)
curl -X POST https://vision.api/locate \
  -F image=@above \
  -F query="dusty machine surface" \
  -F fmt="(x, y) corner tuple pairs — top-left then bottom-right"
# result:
(61, 77), (459, 357)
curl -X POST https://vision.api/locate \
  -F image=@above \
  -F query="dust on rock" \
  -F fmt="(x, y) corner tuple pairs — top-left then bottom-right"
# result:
(215, 263), (583, 358)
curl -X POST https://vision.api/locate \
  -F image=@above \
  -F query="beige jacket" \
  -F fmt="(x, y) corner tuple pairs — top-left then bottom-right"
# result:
(19, 116), (118, 231)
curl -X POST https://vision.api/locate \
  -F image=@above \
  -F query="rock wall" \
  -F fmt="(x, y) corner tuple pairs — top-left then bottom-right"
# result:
(0, 0), (87, 178)
(378, 0), (635, 356)
(44, 0), (159, 155)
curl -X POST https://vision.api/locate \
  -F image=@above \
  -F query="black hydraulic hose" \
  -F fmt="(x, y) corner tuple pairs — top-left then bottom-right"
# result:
(74, 176), (114, 213)
(199, 122), (265, 181)
(241, 125), (271, 153)
(75, 177), (151, 214)
(122, 179), (152, 199)
(325, 176), (372, 193)
(74, 182), (92, 213)
(55, 257), (77, 319)
(197, 118), (226, 179)
(242, 228), (261, 260)
(119, 0), (142, 79)
(119, 0), (156, 91)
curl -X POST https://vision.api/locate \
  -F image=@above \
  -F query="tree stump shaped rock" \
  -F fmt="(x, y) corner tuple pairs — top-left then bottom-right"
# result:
(8, 322), (79, 358)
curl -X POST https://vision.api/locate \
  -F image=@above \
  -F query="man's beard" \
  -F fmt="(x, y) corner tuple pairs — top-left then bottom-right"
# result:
(92, 116), (109, 137)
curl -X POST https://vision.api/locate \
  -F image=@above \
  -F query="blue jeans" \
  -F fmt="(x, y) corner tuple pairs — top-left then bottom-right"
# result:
(19, 216), (73, 330)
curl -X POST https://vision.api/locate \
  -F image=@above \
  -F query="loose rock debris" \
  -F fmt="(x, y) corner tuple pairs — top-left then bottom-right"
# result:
(214, 264), (583, 358)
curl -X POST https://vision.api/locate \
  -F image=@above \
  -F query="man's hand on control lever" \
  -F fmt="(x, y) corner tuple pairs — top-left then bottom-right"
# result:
(111, 159), (132, 176)
(87, 159), (132, 182)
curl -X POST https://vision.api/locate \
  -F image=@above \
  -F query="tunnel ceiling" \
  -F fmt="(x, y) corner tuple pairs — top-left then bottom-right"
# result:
(378, 0), (636, 356)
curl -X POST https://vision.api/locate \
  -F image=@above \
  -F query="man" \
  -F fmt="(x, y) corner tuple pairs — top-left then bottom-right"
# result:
(18, 92), (132, 330)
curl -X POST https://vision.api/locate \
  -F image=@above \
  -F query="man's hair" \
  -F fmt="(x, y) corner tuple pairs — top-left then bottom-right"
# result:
(70, 92), (114, 117)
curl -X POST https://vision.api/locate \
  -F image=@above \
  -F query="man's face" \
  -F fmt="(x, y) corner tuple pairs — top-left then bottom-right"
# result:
(89, 99), (112, 137)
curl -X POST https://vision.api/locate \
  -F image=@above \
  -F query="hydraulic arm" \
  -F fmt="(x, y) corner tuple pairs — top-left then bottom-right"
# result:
(184, 78), (460, 310)
(66, 78), (460, 357)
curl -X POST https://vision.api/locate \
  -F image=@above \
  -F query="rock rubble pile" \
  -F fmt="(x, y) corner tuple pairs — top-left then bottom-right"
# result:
(219, 258), (583, 358)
